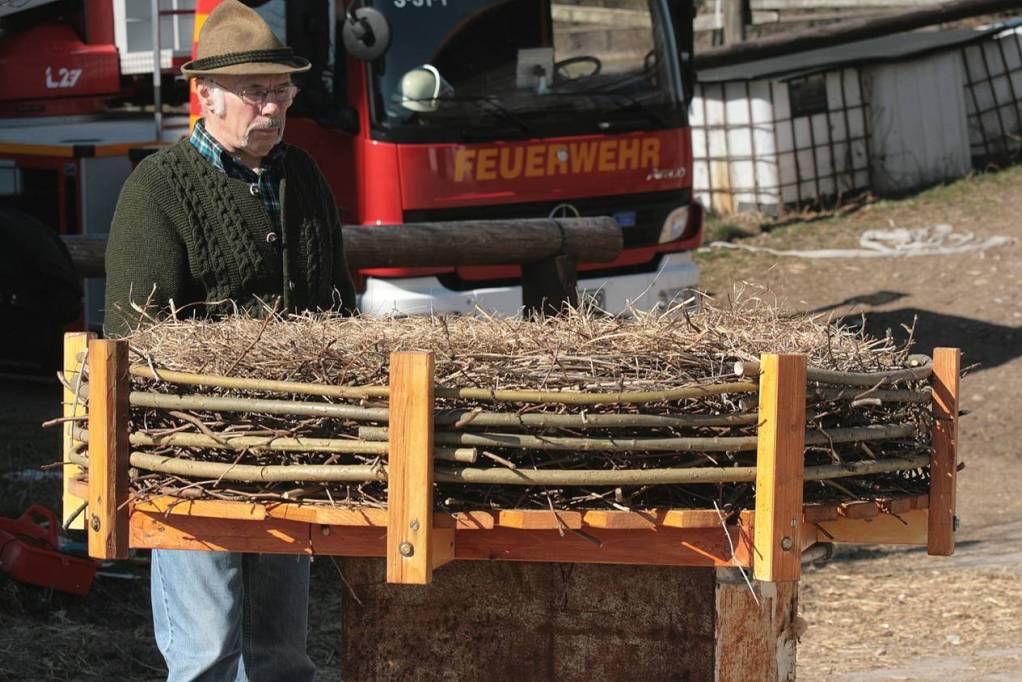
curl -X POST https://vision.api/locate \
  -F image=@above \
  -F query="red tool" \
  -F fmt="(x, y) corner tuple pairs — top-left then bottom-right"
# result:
(0, 504), (96, 596)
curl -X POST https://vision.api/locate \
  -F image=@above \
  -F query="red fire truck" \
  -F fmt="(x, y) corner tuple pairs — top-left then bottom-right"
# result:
(0, 0), (701, 367)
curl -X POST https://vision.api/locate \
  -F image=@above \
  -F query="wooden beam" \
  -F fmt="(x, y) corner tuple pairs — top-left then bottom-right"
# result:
(387, 351), (453, 584)
(928, 347), (960, 556)
(723, 0), (750, 44)
(696, 0), (1022, 69)
(715, 571), (799, 681)
(62, 332), (94, 529)
(129, 513), (753, 567)
(521, 252), (579, 317)
(753, 354), (807, 582)
(499, 509), (583, 530)
(131, 512), (315, 554)
(814, 508), (928, 546)
(87, 338), (131, 560)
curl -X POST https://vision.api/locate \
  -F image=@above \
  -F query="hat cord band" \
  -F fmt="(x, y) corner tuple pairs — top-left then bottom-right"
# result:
(189, 48), (296, 72)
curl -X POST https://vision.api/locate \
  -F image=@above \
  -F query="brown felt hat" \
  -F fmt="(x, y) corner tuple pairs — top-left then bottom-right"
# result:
(180, 0), (310, 78)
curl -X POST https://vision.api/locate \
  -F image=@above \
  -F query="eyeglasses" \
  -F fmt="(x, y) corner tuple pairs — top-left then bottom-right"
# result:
(208, 80), (299, 107)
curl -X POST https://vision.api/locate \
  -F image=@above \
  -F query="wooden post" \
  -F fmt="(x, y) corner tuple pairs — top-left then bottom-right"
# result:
(715, 569), (800, 681)
(521, 253), (578, 317)
(928, 347), (960, 556)
(62, 331), (95, 529)
(387, 351), (453, 584)
(723, 0), (749, 45)
(753, 354), (807, 582)
(87, 338), (130, 560)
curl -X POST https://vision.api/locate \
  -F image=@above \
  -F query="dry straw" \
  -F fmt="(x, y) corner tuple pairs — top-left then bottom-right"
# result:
(95, 294), (931, 511)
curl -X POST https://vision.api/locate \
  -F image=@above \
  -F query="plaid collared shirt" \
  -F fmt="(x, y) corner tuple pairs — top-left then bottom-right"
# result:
(189, 119), (287, 237)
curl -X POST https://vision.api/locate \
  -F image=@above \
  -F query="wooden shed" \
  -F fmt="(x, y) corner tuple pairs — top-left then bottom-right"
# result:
(691, 23), (1022, 215)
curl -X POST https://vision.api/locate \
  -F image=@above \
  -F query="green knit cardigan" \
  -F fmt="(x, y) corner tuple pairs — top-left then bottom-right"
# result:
(104, 140), (356, 337)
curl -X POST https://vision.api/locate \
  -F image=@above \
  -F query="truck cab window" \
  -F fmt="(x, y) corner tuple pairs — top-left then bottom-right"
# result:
(368, 0), (683, 143)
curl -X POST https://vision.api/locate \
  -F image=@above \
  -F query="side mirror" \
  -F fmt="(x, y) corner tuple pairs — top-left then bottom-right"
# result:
(342, 7), (391, 61)
(398, 65), (453, 113)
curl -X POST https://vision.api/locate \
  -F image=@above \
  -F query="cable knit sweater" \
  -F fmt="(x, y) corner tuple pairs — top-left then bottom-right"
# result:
(104, 139), (356, 337)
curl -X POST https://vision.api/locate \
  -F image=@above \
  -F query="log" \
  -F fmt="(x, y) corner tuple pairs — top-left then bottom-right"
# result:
(61, 217), (623, 278)
(72, 426), (478, 463)
(129, 389), (762, 428)
(695, 0), (1022, 69)
(355, 423), (915, 452)
(129, 364), (760, 404)
(736, 358), (932, 386)
(67, 450), (930, 485)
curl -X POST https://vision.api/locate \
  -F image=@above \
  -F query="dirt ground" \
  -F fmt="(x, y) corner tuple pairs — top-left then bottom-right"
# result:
(1, 167), (1021, 680)
(697, 165), (1022, 679)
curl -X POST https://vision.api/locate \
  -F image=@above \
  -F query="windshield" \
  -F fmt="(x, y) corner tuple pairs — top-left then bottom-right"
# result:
(366, 0), (685, 142)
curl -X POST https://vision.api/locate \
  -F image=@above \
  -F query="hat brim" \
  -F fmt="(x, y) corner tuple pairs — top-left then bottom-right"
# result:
(181, 58), (311, 78)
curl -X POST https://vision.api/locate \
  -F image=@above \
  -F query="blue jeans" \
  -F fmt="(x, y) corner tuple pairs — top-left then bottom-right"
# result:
(150, 549), (315, 682)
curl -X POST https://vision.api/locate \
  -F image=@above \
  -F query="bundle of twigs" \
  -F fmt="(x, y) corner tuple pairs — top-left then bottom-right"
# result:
(70, 295), (934, 513)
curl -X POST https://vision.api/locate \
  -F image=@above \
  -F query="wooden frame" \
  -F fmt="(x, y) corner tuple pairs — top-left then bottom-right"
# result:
(68, 339), (958, 585)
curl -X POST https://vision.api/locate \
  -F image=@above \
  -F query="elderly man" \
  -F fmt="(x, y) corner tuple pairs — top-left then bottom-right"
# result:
(104, 1), (355, 679)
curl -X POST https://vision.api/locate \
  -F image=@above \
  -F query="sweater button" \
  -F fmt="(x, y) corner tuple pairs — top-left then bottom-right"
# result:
(266, 232), (278, 243)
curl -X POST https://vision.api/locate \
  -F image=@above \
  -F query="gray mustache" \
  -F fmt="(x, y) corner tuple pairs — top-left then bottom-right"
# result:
(248, 117), (282, 132)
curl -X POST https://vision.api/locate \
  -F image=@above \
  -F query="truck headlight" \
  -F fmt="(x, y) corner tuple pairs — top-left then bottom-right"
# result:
(658, 206), (690, 244)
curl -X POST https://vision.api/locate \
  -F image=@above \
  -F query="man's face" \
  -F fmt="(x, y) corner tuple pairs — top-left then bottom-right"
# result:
(200, 74), (295, 163)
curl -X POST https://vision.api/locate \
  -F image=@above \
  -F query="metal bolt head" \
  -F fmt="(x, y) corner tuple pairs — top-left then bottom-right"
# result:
(410, 519), (420, 531)
(320, 525), (331, 536)
(780, 536), (794, 551)
(399, 541), (414, 558)
(90, 515), (100, 532)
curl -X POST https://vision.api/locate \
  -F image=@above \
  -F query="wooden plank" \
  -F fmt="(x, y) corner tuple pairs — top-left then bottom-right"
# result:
(67, 476), (88, 500)
(447, 511), (496, 530)
(816, 508), (928, 545)
(267, 504), (385, 526)
(129, 496), (493, 530)
(838, 500), (879, 520)
(62, 332), (94, 529)
(499, 509), (583, 530)
(130, 512), (314, 554)
(753, 354), (807, 582)
(133, 497), (266, 521)
(387, 351), (447, 584)
(128, 511), (753, 567)
(663, 509), (730, 529)
(87, 339), (130, 560)
(584, 510), (661, 529)
(928, 347), (960, 556)
(803, 503), (839, 524)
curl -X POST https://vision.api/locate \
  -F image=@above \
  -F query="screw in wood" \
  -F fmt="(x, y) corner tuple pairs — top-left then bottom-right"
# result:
(399, 541), (414, 557)
(410, 519), (420, 531)
(90, 515), (100, 532)
(780, 536), (793, 551)
(320, 525), (331, 536)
